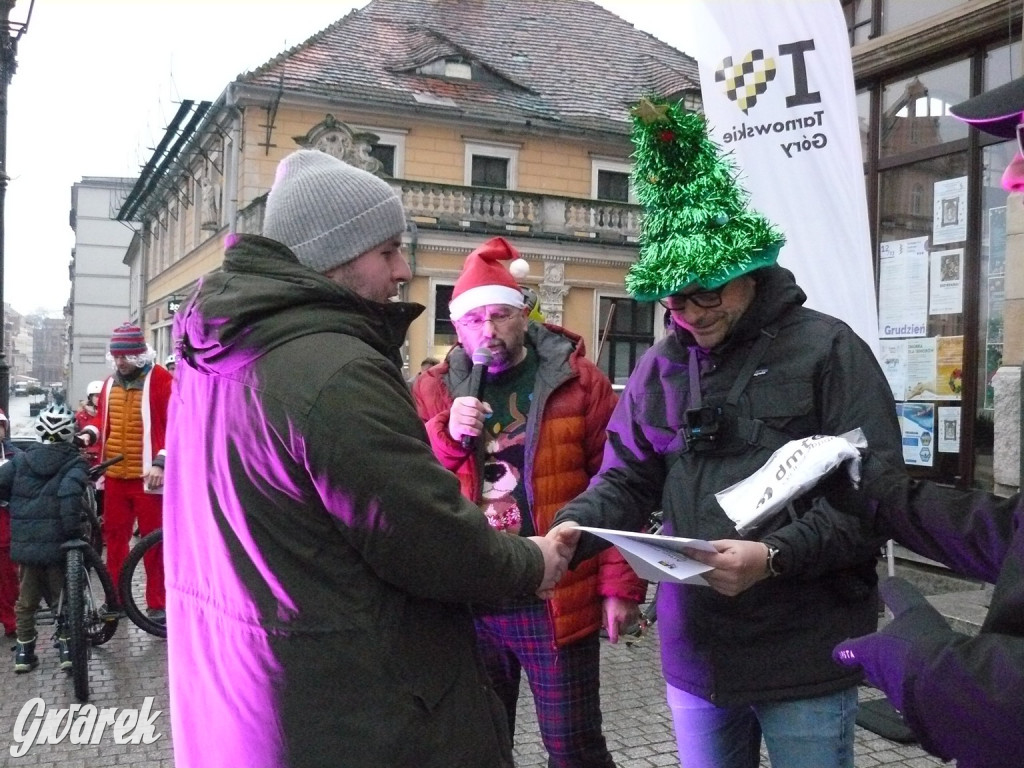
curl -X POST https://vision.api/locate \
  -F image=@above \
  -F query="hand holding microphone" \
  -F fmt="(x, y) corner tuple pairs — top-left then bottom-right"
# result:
(449, 348), (492, 450)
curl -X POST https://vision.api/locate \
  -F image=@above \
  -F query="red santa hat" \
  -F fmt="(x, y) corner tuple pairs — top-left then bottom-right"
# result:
(449, 237), (529, 321)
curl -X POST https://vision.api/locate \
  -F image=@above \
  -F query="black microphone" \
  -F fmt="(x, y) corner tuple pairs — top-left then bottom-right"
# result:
(461, 347), (492, 450)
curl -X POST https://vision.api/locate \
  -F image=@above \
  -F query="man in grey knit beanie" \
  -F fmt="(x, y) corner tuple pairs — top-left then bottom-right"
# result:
(262, 149), (407, 275)
(165, 145), (572, 767)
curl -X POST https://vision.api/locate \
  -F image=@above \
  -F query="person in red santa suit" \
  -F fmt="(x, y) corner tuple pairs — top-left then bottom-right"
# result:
(79, 323), (172, 620)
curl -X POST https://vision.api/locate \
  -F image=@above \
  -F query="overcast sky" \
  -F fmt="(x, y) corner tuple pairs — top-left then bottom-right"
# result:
(4, 0), (667, 317)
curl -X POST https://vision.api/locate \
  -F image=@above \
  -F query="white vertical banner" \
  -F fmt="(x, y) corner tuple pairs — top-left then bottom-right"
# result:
(673, 0), (879, 351)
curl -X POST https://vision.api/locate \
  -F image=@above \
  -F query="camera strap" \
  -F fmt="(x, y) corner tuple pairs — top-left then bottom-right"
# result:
(684, 322), (791, 454)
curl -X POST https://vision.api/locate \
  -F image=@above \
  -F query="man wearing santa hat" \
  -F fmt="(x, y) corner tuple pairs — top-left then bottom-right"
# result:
(413, 236), (645, 768)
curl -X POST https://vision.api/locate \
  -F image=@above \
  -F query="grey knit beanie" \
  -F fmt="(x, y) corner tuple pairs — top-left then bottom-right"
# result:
(262, 149), (406, 273)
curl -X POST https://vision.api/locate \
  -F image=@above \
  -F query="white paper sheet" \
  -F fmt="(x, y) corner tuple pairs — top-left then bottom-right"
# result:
(576, 527), (715, 585)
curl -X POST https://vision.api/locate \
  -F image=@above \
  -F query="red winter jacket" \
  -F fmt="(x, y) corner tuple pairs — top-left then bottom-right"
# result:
(413, 323), (645, 646)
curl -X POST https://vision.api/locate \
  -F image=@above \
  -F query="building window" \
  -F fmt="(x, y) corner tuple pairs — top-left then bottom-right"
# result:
(597, 296), (655, 388)
(597, 170), (630, 202)
(370, 144), (396, 177)
(591, 158), (635, 203)
(471, 156), (509, 188)
(880, 60), (969, 159)
(464, 141), (519, 189)
(433, 283), (457, 358)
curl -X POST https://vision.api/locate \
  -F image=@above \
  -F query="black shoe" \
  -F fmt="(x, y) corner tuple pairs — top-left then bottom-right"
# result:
(55, 635), (72, 671)
(146, 608), (166, 623)
(14, 637), (39, 673)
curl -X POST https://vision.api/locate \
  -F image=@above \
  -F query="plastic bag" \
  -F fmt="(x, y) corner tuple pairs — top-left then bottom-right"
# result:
(715, 428), (867, 535)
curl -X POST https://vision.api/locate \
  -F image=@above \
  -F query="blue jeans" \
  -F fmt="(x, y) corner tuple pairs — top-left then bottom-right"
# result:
(666, 683), (857, 768)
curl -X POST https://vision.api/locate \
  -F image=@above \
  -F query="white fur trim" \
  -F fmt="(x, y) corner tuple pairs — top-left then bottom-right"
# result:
(449, 285), (525, 320)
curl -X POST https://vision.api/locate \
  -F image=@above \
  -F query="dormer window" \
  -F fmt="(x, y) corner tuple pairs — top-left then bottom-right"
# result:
(417, 57), (472, 80)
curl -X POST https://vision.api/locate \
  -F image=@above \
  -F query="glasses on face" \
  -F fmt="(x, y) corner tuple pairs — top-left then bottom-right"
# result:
(1017, 122), (1024, 157)
(658, 286), (726, 312)
(455, 308), (520, 330)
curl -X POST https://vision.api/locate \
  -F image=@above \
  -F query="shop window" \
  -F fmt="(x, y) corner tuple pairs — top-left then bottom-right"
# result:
(877, 152), (968, 481)
(842, 0), (873, 45)
(880, 60), (969, 159)
(880, 0), (967, 36)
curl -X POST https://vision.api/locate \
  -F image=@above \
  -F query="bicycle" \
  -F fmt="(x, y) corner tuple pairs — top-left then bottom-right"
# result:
(35, 454), (124, 701)
(118, 527), (166, 638)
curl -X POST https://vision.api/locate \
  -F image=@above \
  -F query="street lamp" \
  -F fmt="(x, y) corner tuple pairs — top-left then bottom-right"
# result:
(0, 0), (32, 417)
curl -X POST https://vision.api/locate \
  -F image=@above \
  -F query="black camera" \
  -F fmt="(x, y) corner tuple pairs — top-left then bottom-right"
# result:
(683, 405), (726, 451)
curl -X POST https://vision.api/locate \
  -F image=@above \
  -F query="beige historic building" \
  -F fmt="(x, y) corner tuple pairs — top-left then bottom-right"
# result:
(118, 0), (699, 387)
(118, 0), (1023, 493)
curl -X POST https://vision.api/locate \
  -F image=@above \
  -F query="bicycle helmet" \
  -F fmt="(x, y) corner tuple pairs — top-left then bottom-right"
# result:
(35, 403), (77, 443)
(86, 380), (104, 397)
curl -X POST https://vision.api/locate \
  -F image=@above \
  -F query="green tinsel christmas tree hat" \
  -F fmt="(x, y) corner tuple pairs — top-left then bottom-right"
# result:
(626, 97), (785, 301)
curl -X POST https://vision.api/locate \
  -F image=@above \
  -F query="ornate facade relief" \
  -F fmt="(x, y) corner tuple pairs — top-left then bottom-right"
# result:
(294, 114), (384, 175)
(200, 149), (223, 231)
(538, 261), (569, 326)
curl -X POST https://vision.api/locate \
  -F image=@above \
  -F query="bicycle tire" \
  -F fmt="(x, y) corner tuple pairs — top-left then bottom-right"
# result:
(83, 486), (104, 556)
(83, 545), (119, 646)
(65, 547), (90, 701)
(118, 529), (166, 638)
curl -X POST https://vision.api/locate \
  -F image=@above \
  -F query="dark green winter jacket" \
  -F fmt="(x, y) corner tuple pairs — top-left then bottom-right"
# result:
(164, 235), (543, 768)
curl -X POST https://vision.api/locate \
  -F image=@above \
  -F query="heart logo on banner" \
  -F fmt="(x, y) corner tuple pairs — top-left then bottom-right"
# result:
(715, 50), (777, 114)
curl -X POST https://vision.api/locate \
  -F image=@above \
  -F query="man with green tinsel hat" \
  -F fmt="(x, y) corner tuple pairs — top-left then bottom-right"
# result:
(552, 97), (904, 768)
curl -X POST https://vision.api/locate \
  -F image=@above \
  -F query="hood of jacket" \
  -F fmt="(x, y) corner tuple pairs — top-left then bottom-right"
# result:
(175, 235), (424, 376)
(19, 441), (82, 477)
(671, 264), (806, 353)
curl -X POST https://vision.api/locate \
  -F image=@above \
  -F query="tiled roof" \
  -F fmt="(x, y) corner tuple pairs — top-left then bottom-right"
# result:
(237, 0), (699, 137)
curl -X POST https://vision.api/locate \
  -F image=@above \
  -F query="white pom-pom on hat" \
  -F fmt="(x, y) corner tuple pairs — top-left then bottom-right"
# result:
(510, 258), (530, 280)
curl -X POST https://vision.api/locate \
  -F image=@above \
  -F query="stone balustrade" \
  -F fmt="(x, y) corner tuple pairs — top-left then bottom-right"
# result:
(236, 183), (640, 243)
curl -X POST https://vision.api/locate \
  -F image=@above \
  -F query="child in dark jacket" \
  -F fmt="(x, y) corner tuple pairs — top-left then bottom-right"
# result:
(1, 404), (89, 672)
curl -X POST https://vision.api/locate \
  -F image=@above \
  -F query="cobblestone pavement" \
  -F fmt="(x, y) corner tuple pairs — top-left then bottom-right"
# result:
(1, 614), (946, 767)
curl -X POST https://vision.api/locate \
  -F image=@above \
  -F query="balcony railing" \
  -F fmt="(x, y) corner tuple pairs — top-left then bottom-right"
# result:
(237, 181), (640, 243)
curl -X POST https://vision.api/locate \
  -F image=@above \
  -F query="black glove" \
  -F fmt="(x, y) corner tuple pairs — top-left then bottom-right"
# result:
(833, 577), (957, 712)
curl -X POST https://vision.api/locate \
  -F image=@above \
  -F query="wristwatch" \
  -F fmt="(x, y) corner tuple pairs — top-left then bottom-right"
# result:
(765, 544), (782, 578)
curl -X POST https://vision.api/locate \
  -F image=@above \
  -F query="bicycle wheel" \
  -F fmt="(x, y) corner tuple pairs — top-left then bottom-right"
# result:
(82, 485), (104, 556)
(118, 529), (166, 638)
(82, 546), (119, 646)
(65, 547), (91, 701)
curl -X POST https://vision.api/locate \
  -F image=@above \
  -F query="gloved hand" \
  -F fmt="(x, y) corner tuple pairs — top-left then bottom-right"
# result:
(857, 451), (908, 508)
(833, 577), (957, 712)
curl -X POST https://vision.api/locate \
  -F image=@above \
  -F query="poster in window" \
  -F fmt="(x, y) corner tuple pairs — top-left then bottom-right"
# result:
(932, 177), (967, 245)
(878, 237), (928, 338)
(934, 335), (964, 400)
(905, 337), (937, 400)
(879, 339), (908, 402)
(937, 406), (960, 453)
(928, 249), (963, 315)
(899, 402), (935, 467)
